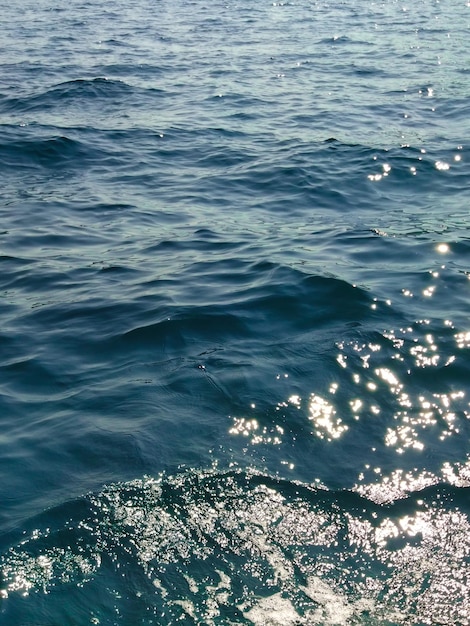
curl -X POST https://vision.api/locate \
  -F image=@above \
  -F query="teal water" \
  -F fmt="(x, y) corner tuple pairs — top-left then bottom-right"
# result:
(1, 0), (470, 623)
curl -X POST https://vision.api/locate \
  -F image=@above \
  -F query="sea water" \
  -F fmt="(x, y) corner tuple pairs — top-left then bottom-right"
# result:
(0, 0), (470, 623)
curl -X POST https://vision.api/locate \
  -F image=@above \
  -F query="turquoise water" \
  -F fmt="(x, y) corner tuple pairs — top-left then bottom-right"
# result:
(1, 0), (470, 623)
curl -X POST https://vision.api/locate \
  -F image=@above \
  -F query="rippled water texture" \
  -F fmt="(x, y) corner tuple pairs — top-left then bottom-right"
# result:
(1, 0), (470, 624)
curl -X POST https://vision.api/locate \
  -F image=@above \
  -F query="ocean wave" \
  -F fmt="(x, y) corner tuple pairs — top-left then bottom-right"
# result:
(1, 468), (469, 625)
(0, 131), (110, 170)
(0, 78), (165, 116)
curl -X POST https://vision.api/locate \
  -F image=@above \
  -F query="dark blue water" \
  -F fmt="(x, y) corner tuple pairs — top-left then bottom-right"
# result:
(1, 0), (470, 623)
